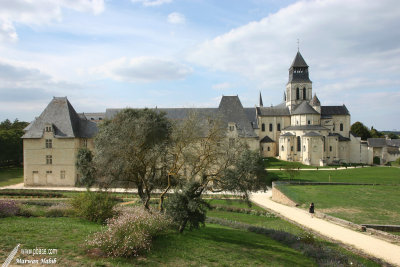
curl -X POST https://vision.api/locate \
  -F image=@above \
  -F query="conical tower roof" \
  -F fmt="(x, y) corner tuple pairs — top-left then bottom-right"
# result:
(290, 51), (308, 68)
(310, 94), (321, 106)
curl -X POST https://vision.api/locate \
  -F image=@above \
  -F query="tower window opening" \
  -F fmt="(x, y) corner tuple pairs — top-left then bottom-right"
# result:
(297, 136), (301, 152)
(296, 88), (300, 100)
(261, 123), (265, 132)
(269, 123), (273, 132)
(340, 123), (344, 131)
(277, 123), (281, 131)
(303, 87), (306, 99)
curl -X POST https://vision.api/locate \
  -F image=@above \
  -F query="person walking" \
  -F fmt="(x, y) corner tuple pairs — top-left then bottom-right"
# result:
(309, 202), (315, 218)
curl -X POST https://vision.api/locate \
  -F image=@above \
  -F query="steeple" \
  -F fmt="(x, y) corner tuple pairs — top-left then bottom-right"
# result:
(288, 51), (311, 83)
(259, 91), (263, 107)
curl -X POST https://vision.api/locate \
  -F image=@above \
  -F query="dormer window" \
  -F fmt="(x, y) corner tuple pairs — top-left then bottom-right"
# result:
(45, 125), (52, 132)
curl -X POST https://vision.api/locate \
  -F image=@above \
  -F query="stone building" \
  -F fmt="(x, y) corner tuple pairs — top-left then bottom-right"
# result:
(23, 51), (384, 186)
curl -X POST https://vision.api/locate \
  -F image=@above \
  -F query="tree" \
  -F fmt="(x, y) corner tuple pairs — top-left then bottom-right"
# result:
(350, 121), (371, 140)
(388, 133), (399, 139)
(76, 148), (96, 187)
(370, 126), (384, 138)
(162, 114), (269, 231)
(0, 119), (29, 166)
(93, 108), (172, 209)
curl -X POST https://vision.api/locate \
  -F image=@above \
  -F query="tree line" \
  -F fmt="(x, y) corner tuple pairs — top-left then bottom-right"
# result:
(350, 121), (398, 140)
(0, 119), (29, 167)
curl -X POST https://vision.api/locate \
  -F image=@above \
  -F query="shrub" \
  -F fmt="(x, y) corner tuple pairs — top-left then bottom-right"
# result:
(70, 191), (119, 223)
(0, 190), (64, 198)
(86, 206), (172, 257)
(46, 203), (74, 217)
(0, 199), (19, 217)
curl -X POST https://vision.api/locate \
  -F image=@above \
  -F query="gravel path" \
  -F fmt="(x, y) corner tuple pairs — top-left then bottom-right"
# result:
(250, 191), (400, 266)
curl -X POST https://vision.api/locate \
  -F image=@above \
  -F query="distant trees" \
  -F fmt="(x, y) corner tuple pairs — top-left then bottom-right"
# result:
(350, 122), (386, 140)
(0, 119), (29, 166)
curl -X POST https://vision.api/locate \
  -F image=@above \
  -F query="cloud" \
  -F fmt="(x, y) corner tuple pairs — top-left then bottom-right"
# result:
(212, 82), (233, 91)
(187, 0), (400, 89)
(167, 12), (185, 24)
(91, 57), (192, 82)
(131, 0), (172, 7)
(0, 0), (105, 42)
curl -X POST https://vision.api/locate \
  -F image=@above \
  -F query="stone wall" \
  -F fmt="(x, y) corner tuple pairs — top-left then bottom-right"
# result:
(271, 184), (298, 206)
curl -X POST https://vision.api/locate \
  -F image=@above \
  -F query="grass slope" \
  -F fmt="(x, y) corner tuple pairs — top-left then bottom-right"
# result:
(278, 185), (400, 225)
(0, 167), (23, 187)
(270, 167), (400, 184)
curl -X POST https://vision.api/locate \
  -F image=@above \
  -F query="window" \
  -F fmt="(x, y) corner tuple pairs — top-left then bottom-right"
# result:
(60, 170), (65, 179)
(308, 120), (311, 125)
(229, 126), (234, 131)
(323, 136), (326, 152)
(267, 146), (270, 151)
(261, 123), (265, 132)
(277, 123), (281, 131)
(45, 126), (52, 132)
(303, 145), (306, 151)
(46, 155), (52, 165)
(281, 145), (284, 151)
(46, 171), (52, 174)
(291, 146), (294, 152)
(45, 139), (52, 148)
(296, 120), (299, 125)
(83, 139), (88, 148)
(297, 136), (301, 152)
(340, 123), (344, 131)
(329, 146), (332, 152)
(269, 123), (273, 132)
(296, 88), (300, 100)
(303, 87), (306, 99)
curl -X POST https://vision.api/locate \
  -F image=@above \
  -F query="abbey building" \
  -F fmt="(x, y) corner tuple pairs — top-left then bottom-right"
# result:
(22, 51), (387, 186)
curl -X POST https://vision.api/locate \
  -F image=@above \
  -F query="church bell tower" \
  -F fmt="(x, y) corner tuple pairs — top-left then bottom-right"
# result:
(286, 51), (312, 111)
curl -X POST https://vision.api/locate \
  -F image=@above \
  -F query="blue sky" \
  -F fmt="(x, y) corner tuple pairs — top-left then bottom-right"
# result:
(0, 0), (399, 130)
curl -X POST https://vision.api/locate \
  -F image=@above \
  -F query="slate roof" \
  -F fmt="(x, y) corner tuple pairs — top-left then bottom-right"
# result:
(283, 125), (329, 131)
(321, 105), (350, 117)
(105, 96), (258, 138)
(368, 138), (400, 148)
(303, 131), (322, 137)
(328, 132), (350, 142)
(257, 102), (290, 116)
(291, 101), (319, 115)
(83, 112), (105, 121)
(22, 97), (98, 139)
(260, 135), (275, 143)
(290, 52), (308, 68)
(280, 132), (295, 136)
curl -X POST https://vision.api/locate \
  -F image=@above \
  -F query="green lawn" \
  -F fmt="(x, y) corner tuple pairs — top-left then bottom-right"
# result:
(278, 184), (400, 225)
(264, 157), (318, 169)
(0, 217), (316, 267)
(269, 166), (400, 184)
(207, 199), (266, 211)
(0, 167), (23, 187)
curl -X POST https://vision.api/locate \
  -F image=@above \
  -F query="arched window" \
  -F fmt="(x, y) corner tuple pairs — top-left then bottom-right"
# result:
(269, 123), (273, 132)
(296, 88), (300, 100)
(261, 123), (265, 132)
(340, 123), (344, 131)
(281, 145), (284, 151)
(303, 87), (306, 99)
(330, 146), (332, 152)
(277, 123), (281, 131)
(267, 146), (270, 151)
(297, 136), (301, 152)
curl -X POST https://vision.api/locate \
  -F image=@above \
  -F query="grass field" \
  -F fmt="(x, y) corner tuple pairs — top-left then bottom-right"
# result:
(0, 167), (23, 187)
(0, 217), (318, 266)
(278, 184), (400, 225)
(269, 166), (400, 184)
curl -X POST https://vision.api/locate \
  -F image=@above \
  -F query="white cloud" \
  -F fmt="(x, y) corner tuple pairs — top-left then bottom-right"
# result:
(0, 0), (105, 42)
(131, 0), (172, 7)
(187, 0), (400, 90)
(167, 12), (185, 24)
(212, 82), (232, 91)
(91, 57), (192, 82)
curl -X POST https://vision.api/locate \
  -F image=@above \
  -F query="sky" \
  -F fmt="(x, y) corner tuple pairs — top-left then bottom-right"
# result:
(0, 0), (399, 130)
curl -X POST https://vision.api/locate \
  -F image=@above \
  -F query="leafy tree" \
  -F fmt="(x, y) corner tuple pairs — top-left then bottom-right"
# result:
(350, 121), (371, 140)
(370, 126), (384, 138)
(165, 181), (211, 233)
(76, 148), (96, 187)
(0, 119), (29, 166)
(94, 109), (172, 209)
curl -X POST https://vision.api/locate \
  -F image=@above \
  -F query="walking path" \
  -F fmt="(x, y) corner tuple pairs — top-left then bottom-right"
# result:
(250, 191), (400, 266)
(266, 166), (371, 171)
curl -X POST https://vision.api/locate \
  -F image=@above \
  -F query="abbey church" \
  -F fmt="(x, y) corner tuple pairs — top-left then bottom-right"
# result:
(22, 52), (380, 186)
